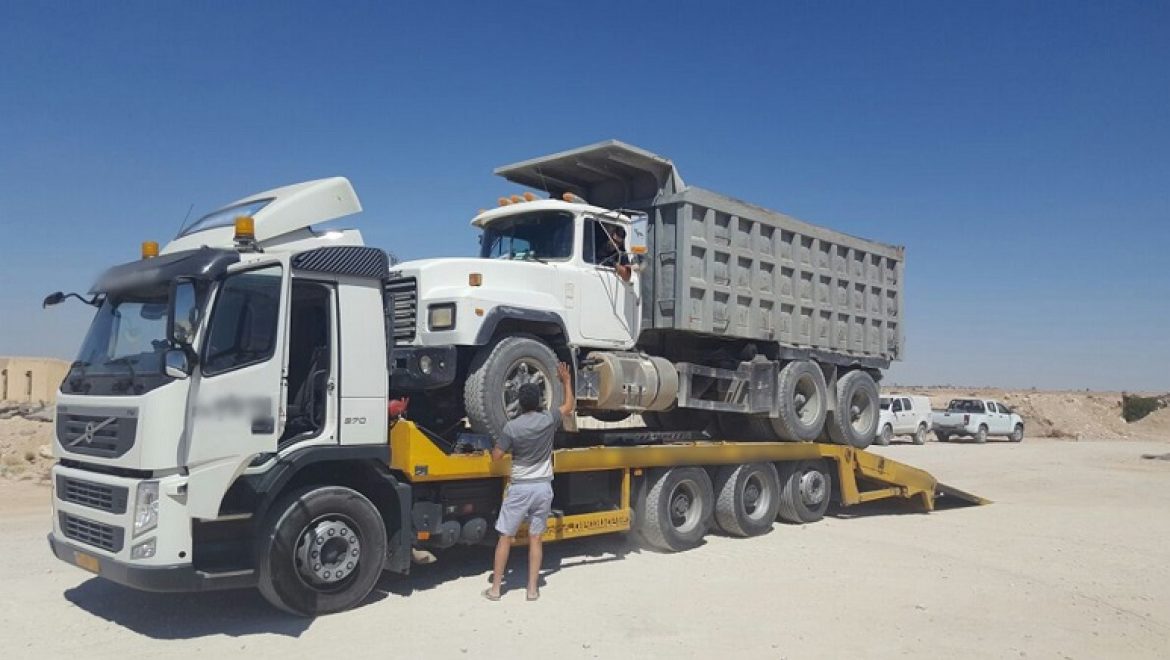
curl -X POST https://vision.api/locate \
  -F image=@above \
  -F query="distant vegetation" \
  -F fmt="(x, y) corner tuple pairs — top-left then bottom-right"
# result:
(1122, 394), (1168, 423)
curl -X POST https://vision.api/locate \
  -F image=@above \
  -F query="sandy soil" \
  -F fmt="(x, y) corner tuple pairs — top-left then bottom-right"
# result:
(3, 437), (1169, 659)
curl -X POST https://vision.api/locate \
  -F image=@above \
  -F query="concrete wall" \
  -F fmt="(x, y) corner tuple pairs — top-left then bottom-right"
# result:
(0, 357), (69, 404)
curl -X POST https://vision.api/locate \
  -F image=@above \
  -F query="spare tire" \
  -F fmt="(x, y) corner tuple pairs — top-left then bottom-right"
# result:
(769, 360), (828, 442)
(463, 336), (563, 441)
(825, 370), (880, 449)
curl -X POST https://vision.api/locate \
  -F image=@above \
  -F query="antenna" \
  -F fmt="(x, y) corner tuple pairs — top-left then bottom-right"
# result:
(176, 203), (195, 234)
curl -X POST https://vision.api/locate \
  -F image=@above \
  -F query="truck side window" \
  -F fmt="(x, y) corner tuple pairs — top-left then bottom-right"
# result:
(584, 218), (628, 267)
(892, 399), (903, 412)
(203, 265), (283, 376)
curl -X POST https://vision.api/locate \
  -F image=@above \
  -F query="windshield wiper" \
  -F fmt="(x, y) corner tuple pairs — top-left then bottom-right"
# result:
(106, 357), (140, 394)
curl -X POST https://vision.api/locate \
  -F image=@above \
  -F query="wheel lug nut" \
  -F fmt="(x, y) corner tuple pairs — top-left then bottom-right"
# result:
(328, 529), (335, 536)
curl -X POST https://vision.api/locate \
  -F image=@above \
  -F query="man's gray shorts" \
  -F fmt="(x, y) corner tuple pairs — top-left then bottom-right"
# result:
(495, 481), (554, 537)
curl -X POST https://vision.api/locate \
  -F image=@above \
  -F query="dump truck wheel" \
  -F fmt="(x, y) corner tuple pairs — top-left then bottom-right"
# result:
(464, 336), (563, 441)
(1010, 424), (1024, 443)
(913, 424), (928, 445)
(714, 463), (781, 537)
(876, 424), (893, 446)
(257, 486), (387, 616)
(769, 360), (828, 441)
(825, 370), (880, 448)
(777, 460), (832, 524)
(975, 425), (988, 444)
(638, 467), (713, 551)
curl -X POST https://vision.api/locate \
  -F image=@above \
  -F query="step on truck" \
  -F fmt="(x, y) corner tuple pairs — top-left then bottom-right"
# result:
(388, 140), (904, 450)
(43, 163), (981, 617)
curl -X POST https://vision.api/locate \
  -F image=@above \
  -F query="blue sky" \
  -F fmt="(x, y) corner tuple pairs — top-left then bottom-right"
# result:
(1, 2), (1167, 390)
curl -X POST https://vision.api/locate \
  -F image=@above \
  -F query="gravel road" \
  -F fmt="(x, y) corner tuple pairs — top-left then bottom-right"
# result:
(2, 437), (1168, 659)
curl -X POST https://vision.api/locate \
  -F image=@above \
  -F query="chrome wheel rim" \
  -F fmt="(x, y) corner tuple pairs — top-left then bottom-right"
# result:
(502, 358), (550, 419)
(294, 516), (362, 589)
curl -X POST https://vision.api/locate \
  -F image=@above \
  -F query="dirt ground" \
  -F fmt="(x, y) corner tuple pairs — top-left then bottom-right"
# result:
(3, 435), (1169, 659)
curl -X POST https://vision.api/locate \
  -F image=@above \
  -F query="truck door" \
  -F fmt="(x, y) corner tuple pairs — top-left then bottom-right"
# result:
(183, 263), (288, 518)
(577, 217), (639, 346)
(989, 402), (1010, 435)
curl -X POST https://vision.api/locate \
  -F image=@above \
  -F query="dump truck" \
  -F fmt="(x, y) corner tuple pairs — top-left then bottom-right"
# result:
(43, 165), (978, 618)
(388, 141), (903, 450)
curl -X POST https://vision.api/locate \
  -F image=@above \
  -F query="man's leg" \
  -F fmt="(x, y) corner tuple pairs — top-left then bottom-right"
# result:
(527, 535), (543, 598)
(490, 534), (512, 597)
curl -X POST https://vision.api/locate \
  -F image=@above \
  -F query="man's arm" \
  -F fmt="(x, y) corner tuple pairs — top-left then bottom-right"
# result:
(492, 427), (512, 462)
(557, 362), (575, 419)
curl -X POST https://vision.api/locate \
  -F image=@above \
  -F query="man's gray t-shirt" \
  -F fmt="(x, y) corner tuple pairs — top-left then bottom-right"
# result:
(497, 409), (560, 483)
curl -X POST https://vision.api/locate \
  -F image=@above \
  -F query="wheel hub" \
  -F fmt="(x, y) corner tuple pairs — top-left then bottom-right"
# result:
(295, 519), (361, 585)
(799, 470), (827, 506)
(668, 480), (701, 532)
(502, 360), (550, 419)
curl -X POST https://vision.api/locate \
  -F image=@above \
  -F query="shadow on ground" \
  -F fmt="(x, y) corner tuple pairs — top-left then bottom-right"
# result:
(61, 533), (644, 639)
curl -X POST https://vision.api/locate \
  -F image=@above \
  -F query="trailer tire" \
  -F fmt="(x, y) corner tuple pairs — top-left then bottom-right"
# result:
(1010, 424), (1024, 443)
(975, 425), (988, 444)
(713, 463), (781, 537)
(769, 360), (828, 442)
(256, 485), (387, 617)
(876, 424), (893, 446)
(913, 423), (928, 445)
(638, 467), (713, 552)
(825, 370), (880, 449)
(777, 460), (832, 524)
(464, 336), (563, 441)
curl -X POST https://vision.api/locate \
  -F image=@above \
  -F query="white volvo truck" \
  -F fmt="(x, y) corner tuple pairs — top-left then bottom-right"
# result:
(389, 140), (904, 449)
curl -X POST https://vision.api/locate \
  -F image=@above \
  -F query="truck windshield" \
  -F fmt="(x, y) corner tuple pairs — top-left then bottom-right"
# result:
(479, 211), (574, 262)
(63, 291), (177, 395)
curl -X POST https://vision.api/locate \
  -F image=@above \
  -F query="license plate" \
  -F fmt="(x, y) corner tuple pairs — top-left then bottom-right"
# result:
(73, 550), (100, 574)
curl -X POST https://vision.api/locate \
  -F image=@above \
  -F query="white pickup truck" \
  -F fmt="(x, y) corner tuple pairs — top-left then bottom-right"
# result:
(932, 399), (1024, 443)
(875, 394), (932, 445)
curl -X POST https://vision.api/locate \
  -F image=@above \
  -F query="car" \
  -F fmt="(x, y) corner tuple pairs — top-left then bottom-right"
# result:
(932, 398), (1024, 443)
(875, 395), (932, 445)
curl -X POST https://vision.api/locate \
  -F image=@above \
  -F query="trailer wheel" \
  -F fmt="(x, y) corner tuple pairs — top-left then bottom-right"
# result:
(1010, 424), (1024, 443)
(638, 467), (713, 552)
(769, 360), (828, 441)
(975, 425), (988, 444)
(825, 370), (880, 449)
(464, 336), (563, 440)
(713, 463), (781, 537)
(256, 486), (387, 616)
(777, 460), (832, 524)
(913, 423), (928, 445)
(876, 424), (893, 446)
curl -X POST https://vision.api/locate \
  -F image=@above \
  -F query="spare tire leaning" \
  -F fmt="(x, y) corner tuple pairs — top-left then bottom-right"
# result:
(768, 360), (828, 442)
(825, 370), (880, 449)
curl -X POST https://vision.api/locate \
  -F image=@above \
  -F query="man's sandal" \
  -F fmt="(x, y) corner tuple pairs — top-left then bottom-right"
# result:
(482, 588), (502, 601)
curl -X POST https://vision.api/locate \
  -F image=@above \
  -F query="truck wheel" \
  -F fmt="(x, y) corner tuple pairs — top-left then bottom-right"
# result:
(825, 370), (880, 449)
(876, 424), (893, 446)
(1010, 424), (1024, 443)
(913, 424), (928, 445)
(464, 336), (563, 440)
(256, 486), (387, 616)
(769, 360), (828, 442)
(713, 463), (781, 537)
(975, 425), (988, 444)
(637, 467), (713, 552)
(777, 460), (832, 524)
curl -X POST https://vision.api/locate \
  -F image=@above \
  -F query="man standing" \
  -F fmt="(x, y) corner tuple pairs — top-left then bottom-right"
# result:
(483, 362), (574, 601)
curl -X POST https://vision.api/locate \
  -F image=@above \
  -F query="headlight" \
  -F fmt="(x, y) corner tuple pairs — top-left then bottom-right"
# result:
(428, 303), (456, 330)
(133, 481), (159, 536)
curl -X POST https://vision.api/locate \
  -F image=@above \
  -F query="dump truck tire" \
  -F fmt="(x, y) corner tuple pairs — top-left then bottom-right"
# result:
(714, 463), (781, 537)
(256, 486), (387, 617)
(769, 360), (828, 442)
(777, 460), (832, 524)
(638, 467), (713, 552)
(825, 370), (880, 449)
(464, 336), (563, 441)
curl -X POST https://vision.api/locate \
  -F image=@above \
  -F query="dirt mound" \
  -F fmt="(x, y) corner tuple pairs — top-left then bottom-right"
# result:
(0, 413), (54, 483)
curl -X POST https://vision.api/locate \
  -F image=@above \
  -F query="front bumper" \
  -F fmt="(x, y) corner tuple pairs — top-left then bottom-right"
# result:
(48, 534), (255, 592)
(391, 344), (458, 390)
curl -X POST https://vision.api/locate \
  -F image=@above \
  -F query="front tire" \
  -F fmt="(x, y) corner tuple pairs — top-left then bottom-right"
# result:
(256, 486), (387, 616)
(464, 336), (563, 440)
(713, 463), (781, 537)
(825, 370), (880, 449)
(637, 467), (714, 552)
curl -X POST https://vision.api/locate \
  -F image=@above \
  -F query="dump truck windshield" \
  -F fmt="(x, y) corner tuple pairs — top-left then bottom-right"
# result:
(479, 211), (574, 262)
(63, 291), (175, 395)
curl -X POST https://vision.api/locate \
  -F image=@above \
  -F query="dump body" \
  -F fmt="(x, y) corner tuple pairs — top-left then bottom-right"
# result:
(497, 140), (905, 367)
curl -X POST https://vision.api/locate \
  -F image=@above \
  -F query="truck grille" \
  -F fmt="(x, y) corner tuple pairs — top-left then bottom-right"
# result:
(385, 277), (418, 343)
(57, 476), (129, 514)
(59, 512), (125, 553)
(55, 408), (137, 459)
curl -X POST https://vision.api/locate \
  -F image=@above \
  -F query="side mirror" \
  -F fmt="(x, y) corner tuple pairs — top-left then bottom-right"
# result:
(164, 349), (191, 379)
(168, 279), (199, 346)
(42, 292), (65, 308)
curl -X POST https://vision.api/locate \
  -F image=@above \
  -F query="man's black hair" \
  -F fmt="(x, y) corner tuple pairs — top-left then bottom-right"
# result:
(518, 383), (543, 413)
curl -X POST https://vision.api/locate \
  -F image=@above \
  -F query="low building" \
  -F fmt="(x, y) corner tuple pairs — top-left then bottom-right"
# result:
(0, 356), (70, 404)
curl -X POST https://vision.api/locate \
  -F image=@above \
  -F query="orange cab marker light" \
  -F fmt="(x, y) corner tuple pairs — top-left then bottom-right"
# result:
(522, 191), (536, 201)
(475, 308), (485, 316)
(469, 273), (483, 287)
(234, 215), (256, 240)
(498, 197), (511, 206)
(631, 245), (648, 255)
(417, 531), (431, 540)
(510, 194), (522, 203)
(562, 192), (574, 202)
(141, 241), (159, 259)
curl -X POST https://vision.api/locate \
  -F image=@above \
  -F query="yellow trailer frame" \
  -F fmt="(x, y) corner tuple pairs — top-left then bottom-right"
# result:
(389, 421), (985, 544)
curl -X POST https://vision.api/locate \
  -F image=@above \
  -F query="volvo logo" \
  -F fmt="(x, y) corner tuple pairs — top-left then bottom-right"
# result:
(68, 417), (117, 446)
